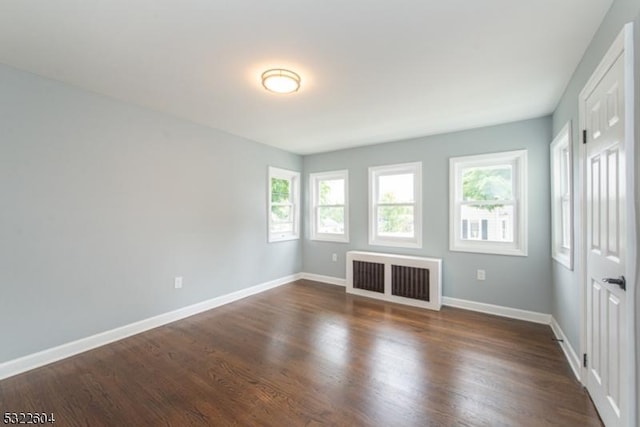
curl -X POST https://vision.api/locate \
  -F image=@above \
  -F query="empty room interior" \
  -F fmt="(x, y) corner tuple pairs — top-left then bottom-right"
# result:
(1, 1), (640, 426)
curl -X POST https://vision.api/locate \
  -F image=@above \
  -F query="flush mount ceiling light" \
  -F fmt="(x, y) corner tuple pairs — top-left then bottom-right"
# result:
(261, 69), (301, 94)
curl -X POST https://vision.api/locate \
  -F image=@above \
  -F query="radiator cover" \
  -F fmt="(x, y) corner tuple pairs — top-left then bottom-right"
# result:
(346, 251), (442, 311)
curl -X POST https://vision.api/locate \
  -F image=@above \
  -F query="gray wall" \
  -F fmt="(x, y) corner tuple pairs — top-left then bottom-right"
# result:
(0, 64), (302, 363)
(550, 0), (640, 374)
(303, 117), (553, 314)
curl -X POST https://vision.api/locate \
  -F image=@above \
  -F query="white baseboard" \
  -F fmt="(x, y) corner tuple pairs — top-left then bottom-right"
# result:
(300, 272), (346, 287)
(0, 273), (301, 381)
(442, 296), (552, 325)
(549, 317), (582, 382)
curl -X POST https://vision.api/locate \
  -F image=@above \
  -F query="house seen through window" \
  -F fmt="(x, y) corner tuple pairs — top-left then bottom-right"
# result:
(460, 164), (514, 243)
(450, 150), (527, 256)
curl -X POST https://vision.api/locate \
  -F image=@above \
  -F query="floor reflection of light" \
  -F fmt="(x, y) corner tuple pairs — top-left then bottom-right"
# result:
(263, 316), (289, 363)
(370, 328), (425, 392)
(312, 317), (350, 368)
(444, 347), (505, 421)
(359, 327), (431, 425)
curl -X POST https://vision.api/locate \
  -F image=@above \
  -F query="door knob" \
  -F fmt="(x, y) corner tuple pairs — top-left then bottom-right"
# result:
(603, 276), (626, 291)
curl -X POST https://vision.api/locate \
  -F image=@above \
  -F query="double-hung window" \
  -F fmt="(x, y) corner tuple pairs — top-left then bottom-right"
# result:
(310, 170), (349, 242)
(450, 150), (527, 256)
(369, 162), (422, 248)
(268, 167), (300, 242)
(550, 123), (573, 269)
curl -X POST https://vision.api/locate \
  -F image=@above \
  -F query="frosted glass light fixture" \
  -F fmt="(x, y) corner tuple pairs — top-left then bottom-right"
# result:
(261, 69), (301, 94)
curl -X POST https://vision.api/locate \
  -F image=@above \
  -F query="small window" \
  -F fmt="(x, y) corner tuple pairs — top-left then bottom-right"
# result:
(369, 162), (422, 248)
(268, 167), (300, 242)
(450, 150), (527, 256)
(550, 123), (573, 269)
(310, 170), (349, 242)
(463, 219), (488, 241)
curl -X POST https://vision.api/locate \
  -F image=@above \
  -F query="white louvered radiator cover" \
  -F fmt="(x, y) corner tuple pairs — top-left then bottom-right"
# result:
(346, 251), (442, 311)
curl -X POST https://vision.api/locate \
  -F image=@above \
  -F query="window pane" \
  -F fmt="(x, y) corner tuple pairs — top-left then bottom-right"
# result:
(271, 205), (292, 223)
(460, 204), (514, 242)
(378, 173), (414, 203)
(377, 205), (414, 237)
(318, 207), (344, 234)
(319, 179), (344, 205)
(271, 178), (291, 203)
(462, 165), (512, 202)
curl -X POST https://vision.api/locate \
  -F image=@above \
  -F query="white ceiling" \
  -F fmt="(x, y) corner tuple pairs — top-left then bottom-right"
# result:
(0, 0), (613, 154)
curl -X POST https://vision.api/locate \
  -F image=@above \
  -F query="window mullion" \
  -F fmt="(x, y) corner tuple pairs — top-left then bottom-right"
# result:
(376, 202), (416, 207)
(460, 200), (515, 206)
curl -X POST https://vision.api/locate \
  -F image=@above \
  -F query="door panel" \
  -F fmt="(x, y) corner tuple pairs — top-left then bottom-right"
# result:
(585, 52), (627, 427)
(606, 148), (620, 259)
(591, 280), (603, 385)
(607, 293), (621, 415)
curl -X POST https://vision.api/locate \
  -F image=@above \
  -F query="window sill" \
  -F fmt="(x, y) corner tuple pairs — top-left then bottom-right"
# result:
(268, 234), (300, 243)
(311, 235), (349, 243)
(450, 242), (527, 257)
(369, 237), (422, 249)
(552, 253), (573, 270)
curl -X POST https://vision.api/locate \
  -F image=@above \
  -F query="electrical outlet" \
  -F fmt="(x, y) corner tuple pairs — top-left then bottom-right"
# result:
(174, 276), (183, 289)
(332, 253), (338, 262)
(477, 270), (486, 281)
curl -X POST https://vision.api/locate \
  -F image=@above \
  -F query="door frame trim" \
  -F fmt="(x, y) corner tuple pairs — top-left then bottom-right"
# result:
(578, 22), (636, 426)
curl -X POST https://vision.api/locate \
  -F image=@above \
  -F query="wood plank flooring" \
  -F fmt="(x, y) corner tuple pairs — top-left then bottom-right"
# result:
(0, 280), (602, 426)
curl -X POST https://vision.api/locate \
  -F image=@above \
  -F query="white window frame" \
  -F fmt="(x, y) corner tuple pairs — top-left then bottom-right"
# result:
(449, 150), (528, 256)
(310, 170), (349, 243)
(368, 162), (422, 248)
(268, 166), (300, 242)
(550, 122), (573, 269)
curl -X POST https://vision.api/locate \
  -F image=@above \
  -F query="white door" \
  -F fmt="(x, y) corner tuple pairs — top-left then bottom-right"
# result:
(584, 51), (628, 427)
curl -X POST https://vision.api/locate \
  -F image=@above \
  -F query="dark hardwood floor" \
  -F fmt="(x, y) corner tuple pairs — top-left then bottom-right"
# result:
(0, 280), (602, 426)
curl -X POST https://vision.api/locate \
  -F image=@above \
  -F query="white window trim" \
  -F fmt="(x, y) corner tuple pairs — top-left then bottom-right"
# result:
(368, 162), (422, 248)
(268, 166), (300, 242)
(550, 122), (573, 270)
(310, 170), (349, 243)
(449, 150), (528, 256)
